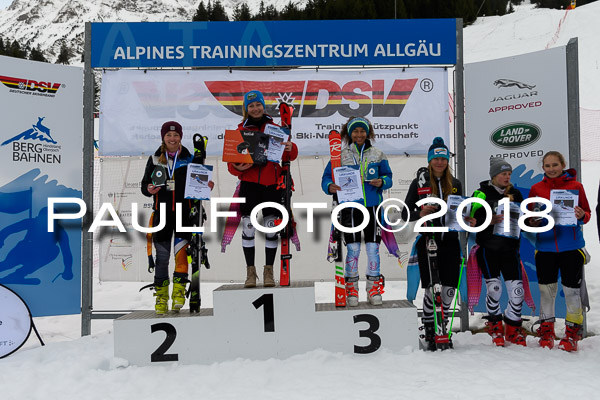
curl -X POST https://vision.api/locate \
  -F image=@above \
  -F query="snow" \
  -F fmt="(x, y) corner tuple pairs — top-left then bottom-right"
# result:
(3, 2), (600, 399)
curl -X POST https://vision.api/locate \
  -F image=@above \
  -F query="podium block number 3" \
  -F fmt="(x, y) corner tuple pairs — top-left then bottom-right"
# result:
(353, 314), (381, 354)
(253, 294), (275, 332)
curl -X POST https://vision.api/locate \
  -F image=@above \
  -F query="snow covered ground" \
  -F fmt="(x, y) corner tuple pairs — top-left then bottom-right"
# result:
(2, 2), (600, 399)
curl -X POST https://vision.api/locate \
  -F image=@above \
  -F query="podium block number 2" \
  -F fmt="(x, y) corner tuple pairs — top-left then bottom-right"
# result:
(150, 323), (179, 362)
(253, 294), (275, 332)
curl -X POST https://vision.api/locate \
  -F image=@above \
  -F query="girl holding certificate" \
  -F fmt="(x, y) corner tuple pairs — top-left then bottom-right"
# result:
(471, 157), (526, 347)
(321, 117), (393, 306)
(141, 121), (210, 314)
(227, 90), (298, 288)
(528, 151), (591, 352)
(404, 137), (470, 350)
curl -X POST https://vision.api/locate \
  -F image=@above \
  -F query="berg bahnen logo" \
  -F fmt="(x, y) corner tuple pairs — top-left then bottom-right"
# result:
(490, 122), (541, 149)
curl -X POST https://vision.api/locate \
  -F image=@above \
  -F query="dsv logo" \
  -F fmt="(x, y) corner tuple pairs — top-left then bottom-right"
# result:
(0, 75), (63, 94)
(205, 79), (419, 118)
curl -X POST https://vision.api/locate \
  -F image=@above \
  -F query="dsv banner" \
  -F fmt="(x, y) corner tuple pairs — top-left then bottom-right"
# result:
(99, 69), (449, 156)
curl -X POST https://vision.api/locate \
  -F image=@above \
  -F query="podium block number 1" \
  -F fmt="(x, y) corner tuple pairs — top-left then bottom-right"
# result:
(253, 294), (275, 332)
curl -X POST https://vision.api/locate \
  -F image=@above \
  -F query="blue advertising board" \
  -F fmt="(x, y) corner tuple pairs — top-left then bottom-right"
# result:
(91, 19), (457, 68)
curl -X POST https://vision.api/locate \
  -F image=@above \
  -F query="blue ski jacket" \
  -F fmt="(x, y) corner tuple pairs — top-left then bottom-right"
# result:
(321, 140), (393, 207)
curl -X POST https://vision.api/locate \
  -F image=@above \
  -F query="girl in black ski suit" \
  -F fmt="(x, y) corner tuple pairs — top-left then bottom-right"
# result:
(471, 157), (526, 347)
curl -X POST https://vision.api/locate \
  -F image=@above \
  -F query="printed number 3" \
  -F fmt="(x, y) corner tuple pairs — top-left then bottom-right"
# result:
(353, 314), (381, 354)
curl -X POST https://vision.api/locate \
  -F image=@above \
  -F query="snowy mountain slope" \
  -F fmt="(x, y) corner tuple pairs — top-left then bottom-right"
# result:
(0, 0), (308, 62)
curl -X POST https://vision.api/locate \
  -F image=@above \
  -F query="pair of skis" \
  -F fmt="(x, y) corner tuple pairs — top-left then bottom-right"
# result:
(187, 133), (210, 312)
(277, 102), (294, 287)
(327, 130), (346, 307)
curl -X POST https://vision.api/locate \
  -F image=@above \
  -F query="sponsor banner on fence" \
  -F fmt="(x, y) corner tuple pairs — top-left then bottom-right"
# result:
(91, 20), (457, 68)
(465, 46), (571, 317)
(0, 55), (83, 317)
(99, 68), (449, 157)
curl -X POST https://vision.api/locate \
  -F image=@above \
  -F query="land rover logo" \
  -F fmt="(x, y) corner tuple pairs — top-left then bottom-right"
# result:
(490, 122), (541, 149)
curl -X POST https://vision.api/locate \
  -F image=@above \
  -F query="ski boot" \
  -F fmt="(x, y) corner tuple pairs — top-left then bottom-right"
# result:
(263, 265), (275, 287)
(486, 316), (505, 347)
(244, 266), (258, 288)
(558, 322), (582, 352)
(421, 322), (437, 351)
(366, 275), (384, 306)
(536, 320), (555, 349)
(345, 276), (359, 307)
(504, 319), (527, 346)
(171, 277), (187, 312)
(154, 279), (170, 315)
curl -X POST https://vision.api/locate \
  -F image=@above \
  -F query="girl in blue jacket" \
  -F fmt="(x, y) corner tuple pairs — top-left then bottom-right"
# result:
(321, 117), (393, 306)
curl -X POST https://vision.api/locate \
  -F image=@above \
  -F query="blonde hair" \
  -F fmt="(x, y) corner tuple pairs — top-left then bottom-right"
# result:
(427, 163), (454, 201)
(542, 151), (566, 168)
(158, 142), (181, 165)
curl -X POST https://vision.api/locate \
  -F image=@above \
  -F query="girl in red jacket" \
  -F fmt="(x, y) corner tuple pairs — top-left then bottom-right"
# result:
(228, 90), (298, 287)
(528, 151), (591, 351)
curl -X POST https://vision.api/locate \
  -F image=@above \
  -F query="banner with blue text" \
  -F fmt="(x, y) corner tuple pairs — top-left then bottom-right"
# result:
(91, 19), (457, 68)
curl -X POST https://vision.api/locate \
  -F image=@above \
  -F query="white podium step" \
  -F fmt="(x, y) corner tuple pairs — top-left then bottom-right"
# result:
(114, 282), (418, 366)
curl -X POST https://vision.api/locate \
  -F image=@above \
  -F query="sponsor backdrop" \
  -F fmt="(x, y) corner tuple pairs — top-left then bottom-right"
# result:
(465, 46), (571, 317)
(91, 20), (457, 68)
(99, 69), (449, 157)
(0, 55), (83, 316)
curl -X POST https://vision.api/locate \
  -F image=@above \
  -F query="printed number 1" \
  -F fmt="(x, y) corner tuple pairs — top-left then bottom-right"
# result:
(253, 293), (275, 332)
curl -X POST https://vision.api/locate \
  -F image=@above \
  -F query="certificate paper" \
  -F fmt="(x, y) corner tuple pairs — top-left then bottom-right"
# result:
(333, 166), (363, 203)
(445, 195), (470, 232)
(264, 124), (289, 162)
(550, 189), (579, 226)
(493, 201), (522, 238)
(184, 164), (213, 201)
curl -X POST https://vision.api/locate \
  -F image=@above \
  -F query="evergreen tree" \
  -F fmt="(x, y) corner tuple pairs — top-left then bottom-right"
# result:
(0, 37), (5, 56)
(193, 1), (209, 21)
(280, 2), (303, 20)
(56, 43), (71, 64)
(210, 0), (229, 21)
(9, 40), (26, 59)
(233, 3), (252, 21)
(395, 0), (409, 18)
(29, 46), (47, 62)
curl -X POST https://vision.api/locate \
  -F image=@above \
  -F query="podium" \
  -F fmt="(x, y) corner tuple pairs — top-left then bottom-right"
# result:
(114, 282), (418, 365)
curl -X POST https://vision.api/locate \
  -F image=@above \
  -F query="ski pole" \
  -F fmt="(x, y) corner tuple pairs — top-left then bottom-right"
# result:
(448, 256), (466, 339)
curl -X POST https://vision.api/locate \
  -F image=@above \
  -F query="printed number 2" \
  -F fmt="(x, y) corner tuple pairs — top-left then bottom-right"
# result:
(150, 323), (179, 362)
(253, 293), (275, 332)
(353, 314), (381, 354)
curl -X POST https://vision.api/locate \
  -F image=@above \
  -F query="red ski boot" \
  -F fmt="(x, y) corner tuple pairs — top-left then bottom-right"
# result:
(558, 322), (582, 352)
(486, 318), (505, 347)
(537, 321), (555, 349)
(505, 323), (527, 346)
